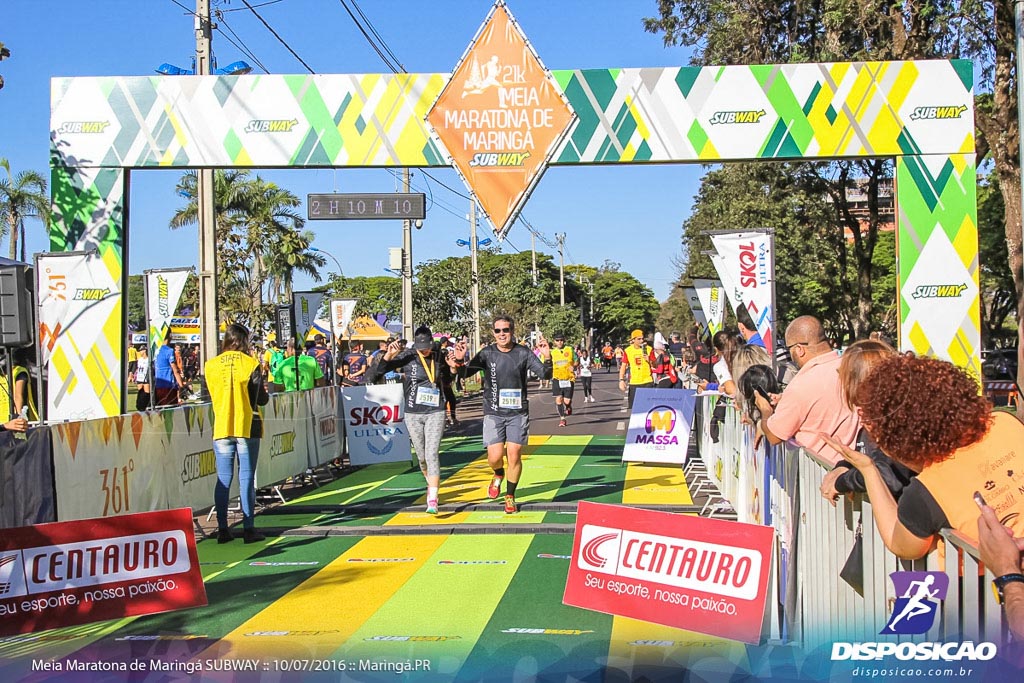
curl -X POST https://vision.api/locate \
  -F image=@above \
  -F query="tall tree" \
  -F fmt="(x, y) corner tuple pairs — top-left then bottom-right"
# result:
(0, 158), (49, 261)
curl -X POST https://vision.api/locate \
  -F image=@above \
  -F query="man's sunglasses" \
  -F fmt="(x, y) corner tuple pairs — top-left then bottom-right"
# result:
(493, 327), (512, 334)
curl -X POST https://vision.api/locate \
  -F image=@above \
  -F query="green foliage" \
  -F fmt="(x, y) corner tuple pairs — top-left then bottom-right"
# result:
(592, 271), (661, 342)
(326, 276), (402, 320)
(539, 304), (584, 344)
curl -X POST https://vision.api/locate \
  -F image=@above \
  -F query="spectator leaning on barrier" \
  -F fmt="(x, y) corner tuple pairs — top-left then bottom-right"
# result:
(753, 315), (860, 465)
(204, 323), (269, 544)
(819, 339), (915, 506)
(978, 502), (1024, 641)
(822, 353), (1024, 560)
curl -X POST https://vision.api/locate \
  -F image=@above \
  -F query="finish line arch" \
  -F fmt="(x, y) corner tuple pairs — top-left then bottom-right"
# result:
(47, 20), (978, 419)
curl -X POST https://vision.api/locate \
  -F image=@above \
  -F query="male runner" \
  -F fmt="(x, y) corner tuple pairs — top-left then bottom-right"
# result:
(550, 334), (578, 427)
(451, 316), (552, 514)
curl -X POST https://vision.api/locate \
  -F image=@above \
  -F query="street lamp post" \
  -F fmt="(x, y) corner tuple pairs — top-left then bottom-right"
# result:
(309, 246), (344, 384)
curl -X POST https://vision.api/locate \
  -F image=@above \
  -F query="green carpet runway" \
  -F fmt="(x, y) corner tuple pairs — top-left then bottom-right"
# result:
(0, 434), (756, 681)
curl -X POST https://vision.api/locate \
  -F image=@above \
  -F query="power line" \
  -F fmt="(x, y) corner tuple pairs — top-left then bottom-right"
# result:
(216, 12), (271, 73)
(241, 0), (315, 73)
(336, 0), (402, 74)
(350, 0), (407, 72)
(221, 0), (284, 11)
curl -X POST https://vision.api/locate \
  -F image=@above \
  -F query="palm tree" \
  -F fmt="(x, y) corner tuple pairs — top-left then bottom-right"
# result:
(266, 229), (325, 303)
(0, 158), (50, 261)
(241, 178), (306, 313)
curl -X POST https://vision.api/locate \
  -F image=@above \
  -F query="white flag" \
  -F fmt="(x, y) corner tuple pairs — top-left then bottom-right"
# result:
(709, 232), (776, 352)
(293, 291), (325, 340)
(330, 299), (358, 338)
(680, 286), (708, 337)
(145, 268), (191, 352)
(693, 279), (725, 336)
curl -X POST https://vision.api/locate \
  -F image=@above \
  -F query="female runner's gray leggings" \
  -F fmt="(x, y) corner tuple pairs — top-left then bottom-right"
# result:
(405, 411), (446, 478)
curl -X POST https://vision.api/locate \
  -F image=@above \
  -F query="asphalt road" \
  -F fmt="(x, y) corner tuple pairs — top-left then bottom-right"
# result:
(448, 369), (630, 439)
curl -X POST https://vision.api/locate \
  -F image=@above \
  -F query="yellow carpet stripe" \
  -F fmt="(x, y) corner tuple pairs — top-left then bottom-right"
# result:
(607, 615), (748, 673)
(212, 536), (446, 660)
(621, 463), (693, 505)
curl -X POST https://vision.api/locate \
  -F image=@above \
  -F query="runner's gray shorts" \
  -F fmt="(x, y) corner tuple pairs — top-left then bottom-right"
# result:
(483, 413), (530, 447)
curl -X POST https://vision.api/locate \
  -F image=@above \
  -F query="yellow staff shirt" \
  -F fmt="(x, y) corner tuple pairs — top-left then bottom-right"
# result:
(551, 347), (576, 381)
(204, 351), (261, 440)
(623, 345), (654, 385)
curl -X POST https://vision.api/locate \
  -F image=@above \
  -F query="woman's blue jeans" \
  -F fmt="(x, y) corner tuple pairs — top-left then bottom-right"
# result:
(213, 437), (260, 529)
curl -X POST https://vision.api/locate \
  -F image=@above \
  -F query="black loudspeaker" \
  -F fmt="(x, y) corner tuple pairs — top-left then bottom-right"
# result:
(275, 304), (293, 344)
(0, 266), (32, 347)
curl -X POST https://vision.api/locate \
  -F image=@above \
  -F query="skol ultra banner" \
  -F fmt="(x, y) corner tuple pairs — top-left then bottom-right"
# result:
(426, 2), (574, 238)
(710, 231), (776, 352)
(622, 388), (697, 465)
(0, 508), (206, 636)
(293, 291), (325, 342)
(341, 383), (411, 466)
(144, 268), (191, 360)
(563, 501), (774, 644)
(694, 279), (725, 336)
(680, 286), (709, 337)
(35, 251), (121, 420)
(330, 299), (358, 339)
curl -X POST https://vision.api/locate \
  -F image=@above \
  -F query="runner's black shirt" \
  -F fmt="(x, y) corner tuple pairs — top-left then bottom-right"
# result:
(464, 343), (552, 416)
(367, 347), (446, 414)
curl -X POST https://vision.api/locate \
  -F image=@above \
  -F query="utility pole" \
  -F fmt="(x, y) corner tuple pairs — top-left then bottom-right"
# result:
(531, 231), (538, 336)
(402, 168), (413, 341)
(470, 199), (481, 353)
(556, 232), (566, 306)
(195, 0), (219, 379)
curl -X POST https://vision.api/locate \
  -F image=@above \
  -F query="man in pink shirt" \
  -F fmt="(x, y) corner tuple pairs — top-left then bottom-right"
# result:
(753, 315), (859, 465)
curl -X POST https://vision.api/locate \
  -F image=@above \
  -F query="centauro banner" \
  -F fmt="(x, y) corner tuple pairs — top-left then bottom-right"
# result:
(0, 508), (206, 636)
(694, 279), (725, 336)
(144, 268), (191, 358)
(35, 251), (121, 420)
(710, 232), (776, 352)
(426, 2), (574, 238)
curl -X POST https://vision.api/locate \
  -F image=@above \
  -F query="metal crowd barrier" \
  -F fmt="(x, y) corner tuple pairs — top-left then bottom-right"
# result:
(695, 394), (1012, 648)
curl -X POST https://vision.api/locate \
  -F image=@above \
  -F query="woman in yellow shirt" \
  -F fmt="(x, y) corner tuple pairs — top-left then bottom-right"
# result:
(204, 323), (269, 544)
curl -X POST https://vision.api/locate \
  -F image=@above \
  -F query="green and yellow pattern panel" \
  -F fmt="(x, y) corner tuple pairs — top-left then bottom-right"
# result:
(551, 60), (974, 163)
(50, 61), (971, 170)
(47, 163), (126, 418)
(896, 153), (981, 375)
(50, 73), (448, 168)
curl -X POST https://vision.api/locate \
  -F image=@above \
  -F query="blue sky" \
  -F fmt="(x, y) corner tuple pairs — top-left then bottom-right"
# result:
(1, 0), (701, 301)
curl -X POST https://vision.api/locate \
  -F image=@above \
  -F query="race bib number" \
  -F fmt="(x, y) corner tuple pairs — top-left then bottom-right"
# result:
(558, 379), (573, 389)
(499, 389), (523, 409)
(415, 386), (441, 407)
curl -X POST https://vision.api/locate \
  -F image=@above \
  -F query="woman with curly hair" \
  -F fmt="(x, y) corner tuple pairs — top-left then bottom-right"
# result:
(822, 353), (1024, 560)
(819, 339), (916, 505)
